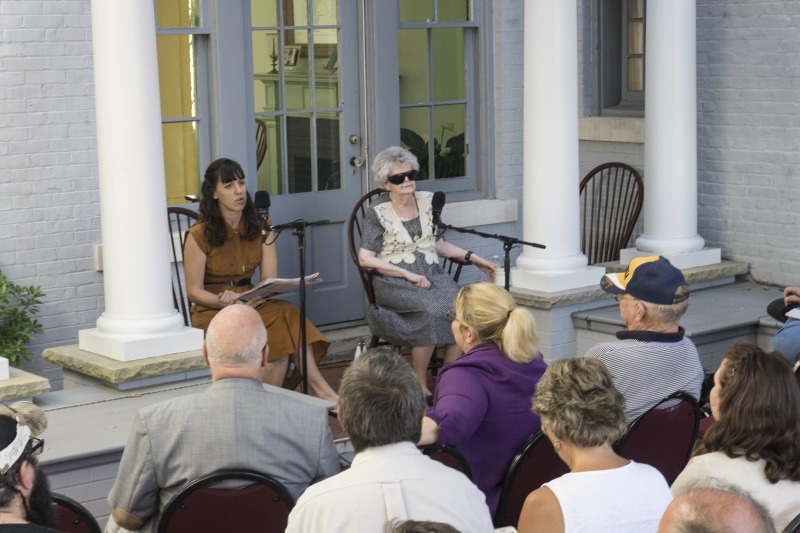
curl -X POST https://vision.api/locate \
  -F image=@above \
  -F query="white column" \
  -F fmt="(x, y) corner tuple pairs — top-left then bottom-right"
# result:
(509, 0), (603, 292)
(79, 0), (202, 360)
(624, 0), (720, 269)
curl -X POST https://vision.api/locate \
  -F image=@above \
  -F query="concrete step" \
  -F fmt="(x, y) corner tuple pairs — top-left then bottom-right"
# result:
(572, 280), (784, 371)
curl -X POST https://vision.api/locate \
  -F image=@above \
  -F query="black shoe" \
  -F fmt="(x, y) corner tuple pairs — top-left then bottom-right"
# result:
(767, 298), (800, 323)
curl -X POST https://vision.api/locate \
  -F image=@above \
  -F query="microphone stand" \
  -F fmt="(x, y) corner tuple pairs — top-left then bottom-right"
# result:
(435, 222), (545, 292)
(271, 219), (329, 395)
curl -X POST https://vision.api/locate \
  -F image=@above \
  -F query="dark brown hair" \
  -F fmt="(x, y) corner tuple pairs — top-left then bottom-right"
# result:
(696, 342), (800, 483)
(199, 158), (260, 247)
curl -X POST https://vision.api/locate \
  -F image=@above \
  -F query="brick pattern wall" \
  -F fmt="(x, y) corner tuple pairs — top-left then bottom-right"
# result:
(0, 0), (101, 389)
(695, 0), (800, 286)
(43, 457), (120, 526)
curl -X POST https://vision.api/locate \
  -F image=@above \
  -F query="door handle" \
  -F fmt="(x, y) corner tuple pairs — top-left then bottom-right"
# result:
(350, 156), (364, 167)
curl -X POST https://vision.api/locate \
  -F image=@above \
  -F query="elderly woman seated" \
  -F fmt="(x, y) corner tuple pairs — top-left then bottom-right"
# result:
(671, 342), (800, 531)
(517, 358), (672, 533)
(357, 146), (495, 398)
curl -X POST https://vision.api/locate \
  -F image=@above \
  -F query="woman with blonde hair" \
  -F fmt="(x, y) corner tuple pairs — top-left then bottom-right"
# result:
(518, 357), (672, 533)
(671, 342), (800, 531)
(419, 281), (546, 516)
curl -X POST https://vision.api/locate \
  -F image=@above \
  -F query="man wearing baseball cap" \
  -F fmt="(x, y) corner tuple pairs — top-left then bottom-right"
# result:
(586, 256), (704, 420)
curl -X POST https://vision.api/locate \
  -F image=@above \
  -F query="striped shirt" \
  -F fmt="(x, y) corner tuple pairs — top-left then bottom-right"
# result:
(585, 327), (704, 421)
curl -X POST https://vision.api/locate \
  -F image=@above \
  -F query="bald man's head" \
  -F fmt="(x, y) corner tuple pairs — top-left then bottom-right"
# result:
(659, 486), (774, 533)
(205, 305), (267, 368)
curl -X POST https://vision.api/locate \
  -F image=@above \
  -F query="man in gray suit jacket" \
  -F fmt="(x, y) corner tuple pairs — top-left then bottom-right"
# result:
(106, 305), (339, 533)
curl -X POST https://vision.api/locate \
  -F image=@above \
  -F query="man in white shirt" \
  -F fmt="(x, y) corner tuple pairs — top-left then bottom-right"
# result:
(286, 349), (494, 533)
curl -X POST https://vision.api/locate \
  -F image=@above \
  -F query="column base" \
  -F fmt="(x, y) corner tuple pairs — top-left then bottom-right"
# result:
(79, 327), (204, 362)
(619, 247), (722, 270)
(508, 265), (605, 293)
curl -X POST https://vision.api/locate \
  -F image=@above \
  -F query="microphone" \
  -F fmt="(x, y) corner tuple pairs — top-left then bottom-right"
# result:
(432, 191), (446, 231)
(254, 190), (271, 243)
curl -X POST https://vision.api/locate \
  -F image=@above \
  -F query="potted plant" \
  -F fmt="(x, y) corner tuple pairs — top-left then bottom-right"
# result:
(0, 271), (45, 366)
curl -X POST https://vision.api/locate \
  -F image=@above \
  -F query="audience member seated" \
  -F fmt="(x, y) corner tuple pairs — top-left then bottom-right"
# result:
(517, 358), (672, 533)
(671, 342), (800, 531)
(419, 281), (546, 516)
(586, 255), (704, 420)
(768, 286), (800, 363)
(286, 349), (494, 533)
(357, 146), (495, 397)
(106, 305), (339, 533)
(0, 403), (57, 532)
(659, 485), (775, 533)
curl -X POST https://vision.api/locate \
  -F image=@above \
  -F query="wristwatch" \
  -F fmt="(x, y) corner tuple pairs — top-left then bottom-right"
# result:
(464, 251), (473, 262)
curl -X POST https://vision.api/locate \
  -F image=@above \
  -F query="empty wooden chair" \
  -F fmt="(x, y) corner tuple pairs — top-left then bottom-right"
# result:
(579, 162), (644, 264)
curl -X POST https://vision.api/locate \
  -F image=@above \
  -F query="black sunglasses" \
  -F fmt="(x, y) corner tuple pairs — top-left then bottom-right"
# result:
(29, 438), (44, 458)
(386, 169), (419, 185)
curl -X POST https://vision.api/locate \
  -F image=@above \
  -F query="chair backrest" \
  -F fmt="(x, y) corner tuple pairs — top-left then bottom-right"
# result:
(614, 391), (700, 485)
(783, 510), (800, 533)
(157, 469), (294, 533)
(167, 207), (201, 327)
(51, 493), (102, 533)
(420, 444), (473, 480)
(255, 118), (268, 170)
(579, 162), (644, 264)
(493, 431), (570, 529)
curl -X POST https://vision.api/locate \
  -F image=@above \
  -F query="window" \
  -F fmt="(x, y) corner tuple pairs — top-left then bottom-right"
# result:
(251, 0), (343, 195)
(155, 0), (210, 204)
(398, 0), (478, 191)
(600, 0), (645, 116)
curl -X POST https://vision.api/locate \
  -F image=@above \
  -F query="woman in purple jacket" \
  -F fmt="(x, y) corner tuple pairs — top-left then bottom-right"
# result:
(419, 281), (547, 516)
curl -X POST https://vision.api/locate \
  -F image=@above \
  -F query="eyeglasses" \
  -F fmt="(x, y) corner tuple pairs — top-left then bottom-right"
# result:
(29, 438), (44, 458)
(386, 169), (419, 185)
(614, 294), (638, 304)
(447, 308), (458, 321)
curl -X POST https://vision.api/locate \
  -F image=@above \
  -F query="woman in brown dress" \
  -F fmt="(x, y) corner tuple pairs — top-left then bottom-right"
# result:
(183, 158), (338, 402)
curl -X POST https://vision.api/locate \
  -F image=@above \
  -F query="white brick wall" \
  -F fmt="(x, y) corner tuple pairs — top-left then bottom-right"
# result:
(695, 0), (800, 286)
(0, 0), (101, 388)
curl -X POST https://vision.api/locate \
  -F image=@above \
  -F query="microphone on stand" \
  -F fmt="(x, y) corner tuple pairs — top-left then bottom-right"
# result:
(432, 191), (446, 233)
(254, 190), (271, 243)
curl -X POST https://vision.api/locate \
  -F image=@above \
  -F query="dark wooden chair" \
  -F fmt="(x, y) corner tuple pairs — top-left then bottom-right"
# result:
(420, 444), (473, 480)
(167, 206), (200, 327)
(579, 162), (644, 264)
(346, 188), (468, 350)
(783, 510), (800, 533)
(255, 118), (268, 171)
(51, 493), (102, 533)
(613, 391), (700, 485)
(493, 431), (569, 529)
(157, 470), (294, 533)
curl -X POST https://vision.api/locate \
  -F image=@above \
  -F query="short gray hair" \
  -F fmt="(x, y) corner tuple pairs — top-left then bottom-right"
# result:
(372, 146), (419, 186)
(338, 348), (426, 453)
(205, 305), (266, 365)
(642, 285), (690, 324)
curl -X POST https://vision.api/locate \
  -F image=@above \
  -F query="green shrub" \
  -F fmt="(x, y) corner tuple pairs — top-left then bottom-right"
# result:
(0, 271), (45, 366)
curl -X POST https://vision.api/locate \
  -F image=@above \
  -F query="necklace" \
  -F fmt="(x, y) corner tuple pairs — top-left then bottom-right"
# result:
(390, 192), (421, 241)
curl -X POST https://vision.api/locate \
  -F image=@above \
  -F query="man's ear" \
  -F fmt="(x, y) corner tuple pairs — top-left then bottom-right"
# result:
(18, 460), (35, 493)
(261, 344), (269, 367)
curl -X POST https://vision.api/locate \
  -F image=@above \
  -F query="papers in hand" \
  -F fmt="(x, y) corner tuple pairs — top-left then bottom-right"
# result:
(236, 273), (322, 302)
(787, 307), (800, 320)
